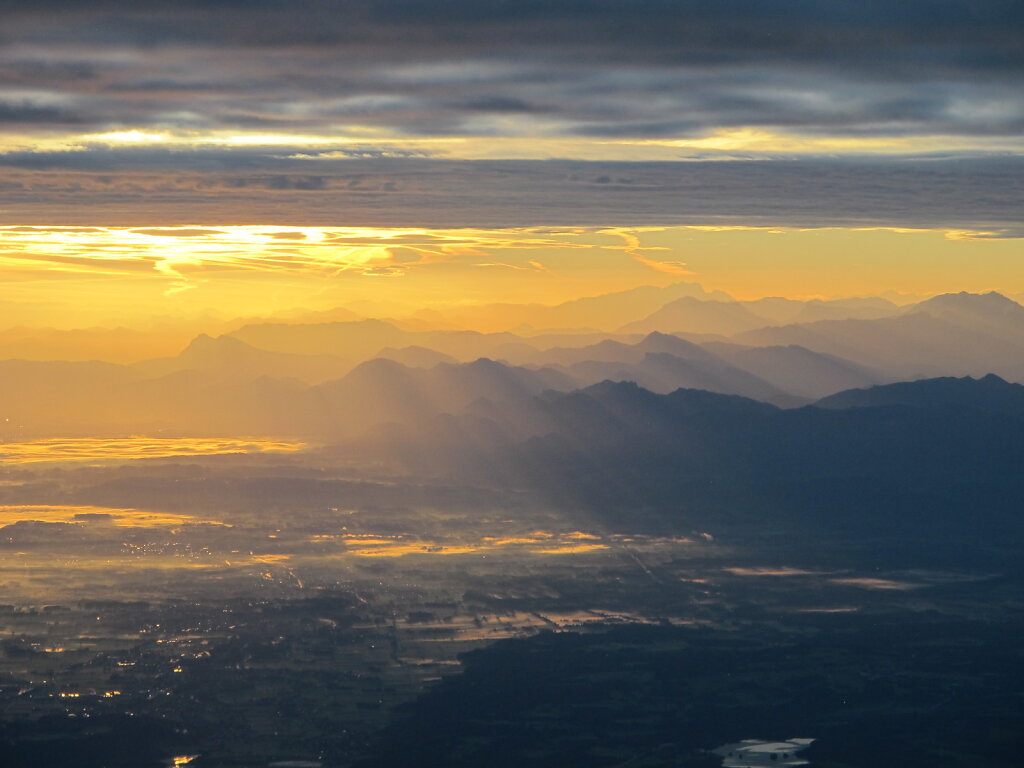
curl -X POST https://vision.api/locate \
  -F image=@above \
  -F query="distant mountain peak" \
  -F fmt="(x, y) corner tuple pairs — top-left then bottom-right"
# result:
(932, 290), (1009, 302)
(979, 372), (1008, 384)
(910, 290), (1021, 314)
(815, 373), (1024, 414)
(620, 296), (765, 336)
(638, 331), (699, 350)
(641, 330), (684, 343)
(180, 332), (252, 358)
(374, 345), (457, 368)
(348, 356), (410, 375)
(442, 357), (516, 376)
(185, 332), (239, 346)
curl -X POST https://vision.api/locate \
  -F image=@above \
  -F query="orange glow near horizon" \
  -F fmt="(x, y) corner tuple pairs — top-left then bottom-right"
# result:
(0, 504), (206, 528)
(0, 437), (307, 464)
(0, 224), (1022, 330)
(5, 126), (1023, 161)
(322, 530), (613, 558)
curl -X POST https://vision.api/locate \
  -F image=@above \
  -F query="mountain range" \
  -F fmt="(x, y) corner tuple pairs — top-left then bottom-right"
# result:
(353, 374), (1024, 539)
(2, 288), (1023, 448)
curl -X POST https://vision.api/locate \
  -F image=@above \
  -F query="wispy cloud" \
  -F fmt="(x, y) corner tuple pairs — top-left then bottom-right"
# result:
(606, 229), (695, 276)
(0, 225), (605, 295)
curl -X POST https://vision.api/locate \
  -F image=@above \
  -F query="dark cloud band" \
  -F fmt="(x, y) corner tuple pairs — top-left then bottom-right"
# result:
(0, 1), (1021, 140)
(1, 153), (1021, 234)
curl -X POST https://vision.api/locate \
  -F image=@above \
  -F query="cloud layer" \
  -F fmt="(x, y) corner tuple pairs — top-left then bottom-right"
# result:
(1, 154), (1021, 233)
(0, 2), (1021, 231)
(1, 1), (1022, 141)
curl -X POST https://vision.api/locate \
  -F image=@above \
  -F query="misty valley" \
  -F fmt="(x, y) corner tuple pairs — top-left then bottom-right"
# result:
(1, 286), (1023, 767)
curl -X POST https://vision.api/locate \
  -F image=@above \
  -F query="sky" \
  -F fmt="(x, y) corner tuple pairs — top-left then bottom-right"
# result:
(1, 0), (1023, 324)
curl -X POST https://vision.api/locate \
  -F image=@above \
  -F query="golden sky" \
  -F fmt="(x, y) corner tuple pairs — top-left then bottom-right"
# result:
(1, 224), (1021, 327)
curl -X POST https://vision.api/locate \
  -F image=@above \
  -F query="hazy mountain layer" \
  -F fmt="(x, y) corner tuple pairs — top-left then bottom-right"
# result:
(353, 375), (1024, 535)
(406, 281), (727, 333)
(734, 291), (1024, 380)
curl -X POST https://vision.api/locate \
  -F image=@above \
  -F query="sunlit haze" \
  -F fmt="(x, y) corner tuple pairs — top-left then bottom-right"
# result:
(2, 225), (1023, 330)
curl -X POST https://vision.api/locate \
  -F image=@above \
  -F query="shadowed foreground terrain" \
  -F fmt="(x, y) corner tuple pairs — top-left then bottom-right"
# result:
(358, 615), (1024, 768)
